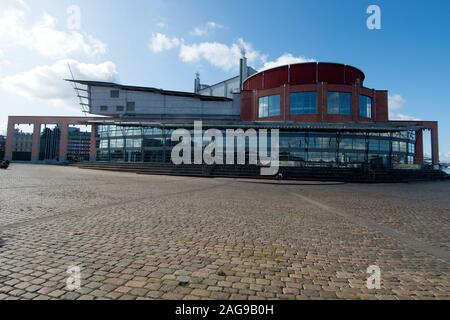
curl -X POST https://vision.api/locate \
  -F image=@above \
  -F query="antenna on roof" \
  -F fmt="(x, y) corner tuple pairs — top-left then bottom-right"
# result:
(67, 63), (90, 115)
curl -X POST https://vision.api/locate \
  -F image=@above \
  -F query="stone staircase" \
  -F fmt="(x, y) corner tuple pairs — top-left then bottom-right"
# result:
(72, 162), (449, 183)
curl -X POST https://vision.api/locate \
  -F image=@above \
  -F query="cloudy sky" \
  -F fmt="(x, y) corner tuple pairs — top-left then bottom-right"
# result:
(0, 0), (449, 160)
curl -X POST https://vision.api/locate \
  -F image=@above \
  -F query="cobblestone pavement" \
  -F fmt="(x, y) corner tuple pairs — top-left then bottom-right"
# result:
(0, 164), (449, 300)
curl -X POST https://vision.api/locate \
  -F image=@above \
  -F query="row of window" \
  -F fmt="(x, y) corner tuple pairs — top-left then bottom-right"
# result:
(106, 90), (135, 112)
(100, 102), (135, 112)
(97, 148), (414, 166)
(96, 125), (417, 166)
(98, 125), (415, 154)
(99, 125), (415, 140)
(258, 92), (373, 118)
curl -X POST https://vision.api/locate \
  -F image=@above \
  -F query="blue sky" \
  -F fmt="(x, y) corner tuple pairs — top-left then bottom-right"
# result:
(0, 0), (449, 160)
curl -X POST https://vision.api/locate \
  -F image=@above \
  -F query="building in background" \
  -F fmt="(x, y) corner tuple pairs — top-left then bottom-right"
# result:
(67, 127), (91, 162)
(12, 129), (33, 161)
(0, 135), (5, 160)
(39, 126), (61, 161)
(4, 57), (441, 171)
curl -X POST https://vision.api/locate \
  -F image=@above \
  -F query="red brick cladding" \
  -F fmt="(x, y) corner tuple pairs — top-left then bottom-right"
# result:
(240, 62), (388, 123)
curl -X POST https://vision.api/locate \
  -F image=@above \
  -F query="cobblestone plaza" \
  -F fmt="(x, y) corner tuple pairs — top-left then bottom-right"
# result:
(0, 164), (449, 300)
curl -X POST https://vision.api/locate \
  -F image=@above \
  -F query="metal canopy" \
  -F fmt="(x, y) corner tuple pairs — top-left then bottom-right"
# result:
(86, 119), (426, 132)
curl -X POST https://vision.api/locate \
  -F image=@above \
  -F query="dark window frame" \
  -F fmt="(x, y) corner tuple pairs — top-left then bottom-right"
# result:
(328, 92), (351, 115)
(126, 101), (136, 112)
(290, 91), (318, 115)
(258, 95), (280, 118)
(359, 95), (372, 118)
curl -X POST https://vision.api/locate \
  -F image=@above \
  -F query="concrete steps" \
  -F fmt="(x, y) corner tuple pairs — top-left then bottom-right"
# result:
(72, 162), (449, 183)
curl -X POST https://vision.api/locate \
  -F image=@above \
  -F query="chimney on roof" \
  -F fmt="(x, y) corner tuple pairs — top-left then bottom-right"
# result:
(194, 72), (201, 93)
(239, 49), (248, 91)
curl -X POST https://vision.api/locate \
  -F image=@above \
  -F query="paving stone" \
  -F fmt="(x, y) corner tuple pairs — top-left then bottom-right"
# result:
(0, 165), (448, 301)
(48, 290), (65, 298)
(61, 292), (81, 300)
(115, 286), (132, 294)
(21, 292), (38, 300)
(129, 288), (148, 297)
(125, 280), (147, 288)
(162, 292), (184, 300)
(191, 289), (211, 297)
(146, 291), (163, 299)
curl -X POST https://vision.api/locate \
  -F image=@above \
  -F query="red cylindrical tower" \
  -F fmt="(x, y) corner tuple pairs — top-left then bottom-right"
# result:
(241, 62), (388, 123)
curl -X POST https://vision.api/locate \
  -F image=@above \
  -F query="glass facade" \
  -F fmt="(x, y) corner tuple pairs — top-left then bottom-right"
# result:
(258, 95), (280, 118)
(359, 95), (372, 118)
(290, 92), (317, 114)
(328, 92), (351, 115)
(97, 124), (416, 168)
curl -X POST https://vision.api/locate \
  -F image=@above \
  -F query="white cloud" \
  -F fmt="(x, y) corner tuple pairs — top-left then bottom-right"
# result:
(388, 94), (406, 111)
(181, 39), (264, 71)
(0, 50), (10, 68)
(148, 32), (181, 53)
(387, 94), (420, 121)
(0, 1), (107, 59)
(0, 59), (117, 109)
(30, 13), (107, 58)
(148, 33), (267, 71)
(190, 21), (226, 37)
(389, 113), (421, 121)
(179, 38), (266, 71)
(261, 53), (316, 71)
(0, 0), (30, 49)
(147, 32), (318, 73)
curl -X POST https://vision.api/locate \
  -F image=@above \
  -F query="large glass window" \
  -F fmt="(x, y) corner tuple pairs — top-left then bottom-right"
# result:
(340, 138), (353, 149)
(380, 140), (390, 152)
(96, 124), (416, 167)
(110, 139), (124, 149)
(369, 139), (379, 151)
(353, 138), (366, 150)
(328, 92), (351, 115)
(126, 139), (142, 148)
(290, 92), (317, 114)
(268, 95), (280, 116)
(258, 95), (280, 118)
(359, 95), (372, 118)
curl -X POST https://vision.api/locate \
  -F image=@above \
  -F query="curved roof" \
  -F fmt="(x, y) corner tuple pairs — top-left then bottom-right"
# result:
(243, 62), (366, 90)
(65, 80), (232, 102)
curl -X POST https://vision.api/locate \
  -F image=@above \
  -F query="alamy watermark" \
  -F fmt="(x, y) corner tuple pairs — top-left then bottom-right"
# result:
(366, 265), (381, 289)
(170, 121), (280, 176)
(66, 265), (81, 291)
(367, 5), (382, 30)
(66, 5), (81, 31)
